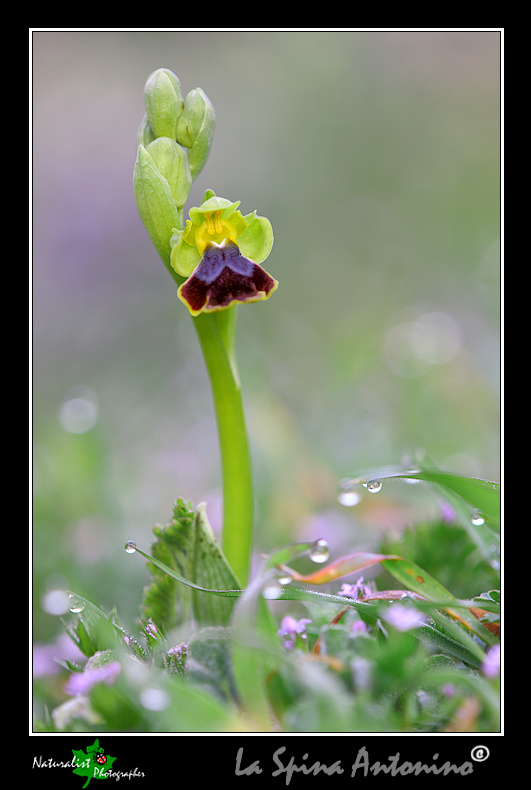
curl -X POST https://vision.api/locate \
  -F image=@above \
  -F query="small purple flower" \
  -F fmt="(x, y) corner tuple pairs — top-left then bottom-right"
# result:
(144, 617), (159, 637)
(64, 660), (121, 696)
(481, 643), (500, 678)
(440, 500), (457, 523)
(277, 616), (312, 650)
(351, 620), (368, 635)
(166, 642), (189, 675)
(442, 682), (456, 697)
(384, 603), (427, 632)
(338, 577), (374, 600)
(167, 643), (189, 658)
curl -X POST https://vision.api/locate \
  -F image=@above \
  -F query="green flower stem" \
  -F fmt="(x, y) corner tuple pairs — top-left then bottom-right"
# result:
(191, 305), (254, 587)
(164, 259), (254, 588)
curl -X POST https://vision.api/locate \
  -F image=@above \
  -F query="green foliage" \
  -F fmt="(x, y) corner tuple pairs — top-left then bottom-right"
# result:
(141, 498), (239, 630)
(342, 464), (500, 559)
(41, 495), (499, 733)
(61, 598), (144, 660)
(379, 518), (499, 599)
(134, 68), (215, 270)
(141, 499), (196, 629)
(33, 59), (500, 736)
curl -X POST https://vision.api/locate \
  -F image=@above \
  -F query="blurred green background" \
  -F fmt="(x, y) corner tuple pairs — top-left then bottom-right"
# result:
(32, 31), (500, 648)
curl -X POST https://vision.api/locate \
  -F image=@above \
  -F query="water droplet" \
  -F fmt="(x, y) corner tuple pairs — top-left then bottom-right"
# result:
(310, 539), (330, 564)
(124, 540), (137, 553)
(471, 510), (485, 526)
(262, 585), (283, 600)
(68, 594), (85, 613)
(278, 574), (292, 586)
(366, 479), (382, 494)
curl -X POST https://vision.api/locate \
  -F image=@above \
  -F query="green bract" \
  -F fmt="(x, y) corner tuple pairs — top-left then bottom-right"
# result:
(133, 71), (276, 317)
(176, 88), (215, 178)
(145, 137), (192, 210)
(134, 68), (217, 269)
(133, 144), (182, 267)
(170, 191), (274, 279)
(144, 68), (183, 139)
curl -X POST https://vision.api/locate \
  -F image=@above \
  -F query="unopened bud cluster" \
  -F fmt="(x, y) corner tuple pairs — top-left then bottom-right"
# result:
(134, 68), (215, 268)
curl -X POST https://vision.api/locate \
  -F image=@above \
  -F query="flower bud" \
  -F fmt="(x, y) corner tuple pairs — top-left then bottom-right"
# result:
(144, 68), (183, 140)
(145, 137), (192, 209)
(176, 88), (215, 178)
(136, 114), (155, 148)
(133, 143), (181, 267)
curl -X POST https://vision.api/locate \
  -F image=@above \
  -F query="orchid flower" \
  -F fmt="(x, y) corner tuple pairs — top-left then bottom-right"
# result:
(171, 192), (277, 315)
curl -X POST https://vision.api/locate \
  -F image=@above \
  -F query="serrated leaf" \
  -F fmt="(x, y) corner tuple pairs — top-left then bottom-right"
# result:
(142, 499), (196, 628)
(142, 499), (240, 629)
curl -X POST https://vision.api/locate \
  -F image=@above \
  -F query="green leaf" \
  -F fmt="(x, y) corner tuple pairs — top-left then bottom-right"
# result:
(192, 503), (241, 624)
(62, 599), (139, 658)
(128, 542), (494, 678)
(344, 463), (500, 565)
(141, 499), (196, 628)
(471, 589), (501, 614)
(133, 143), (181, 267)
(280, 547), (497, 647)
(346, 465), (499, 524)
(379, 556), (498, 645)
(413, 620), (484, 668)
(420, 666), (500, 723)
(187, 626), (235, 701)
(141, 499), (240, 629)
(379, 518), (499, 600)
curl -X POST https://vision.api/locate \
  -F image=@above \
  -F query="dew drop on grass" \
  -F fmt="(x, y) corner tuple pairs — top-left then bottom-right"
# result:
(310, 539), (330, 563)
(124, 540), (137, 553)
(365, 479), (382, 493)
(278, 574), (293, 586)
(471, 510), (485, 526)
(68, 594), (85, 613)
